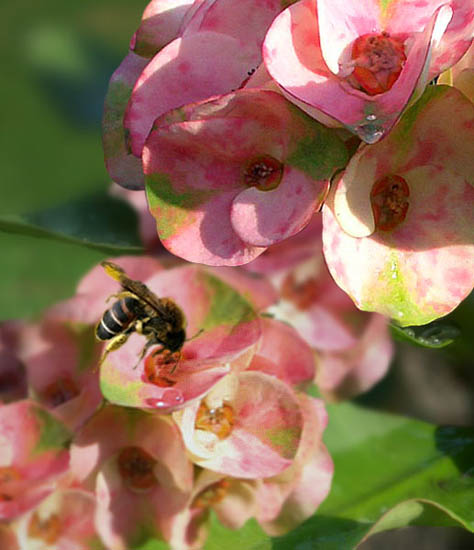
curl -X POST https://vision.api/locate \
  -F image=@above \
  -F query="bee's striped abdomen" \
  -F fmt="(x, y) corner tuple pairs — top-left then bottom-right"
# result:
(96, 297), (140, 341)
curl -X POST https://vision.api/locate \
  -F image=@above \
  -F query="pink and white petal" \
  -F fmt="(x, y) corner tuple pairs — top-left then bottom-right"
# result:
(213, 478), (257, 529)
(316, 314), (393, 400)
(0, 401), (70, 519)
(264, 1), (453, 142)
(317, 0), (381, 74)
(14, 489), (99, 550)
(131, 414), (193, 493)
(255, 395), (331, 532)
(387, 0), (473, 78)
(147, 183), (266, 265)
(263, 1), (366, 130)
(249, 317), (315, 386)
(334, 86), (474, 239)
(102, 52), (149, 190)
(231, 168), (327, 247)
(95, 459), (187, 550)
(183, 0), (285, 60)
(177, 372), (303, 478)
(260, 441), (333, 536)
(125, 31), (261, 157)
(133, 0), (195, 57)
(245, 216), (324, 275)
(323, 165), (474, 325)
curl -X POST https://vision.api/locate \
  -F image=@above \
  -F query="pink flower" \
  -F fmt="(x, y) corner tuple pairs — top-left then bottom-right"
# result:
(143, 89), (347, 265)
(263, 0), (473, 142)
(247, 218), (394, 399)
(104, 0), (289, 189)
(173, 371), (305, 478)
(17, 320), (102, 432)
(169, 394), (332, 547)
(0, 400), (70, 520)
(323, 86), (474, 325)
(12, 489), (100, 550)
(70, 405), (193, 549)
(438, 42), (474, 101)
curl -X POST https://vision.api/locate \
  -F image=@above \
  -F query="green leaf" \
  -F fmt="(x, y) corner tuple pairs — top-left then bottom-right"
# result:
(0, 192), (144, 255)
(390, 320), (460, 348)
(204, 402), (474, 549)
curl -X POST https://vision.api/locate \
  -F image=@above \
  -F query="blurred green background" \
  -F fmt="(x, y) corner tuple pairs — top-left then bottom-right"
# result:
(0, 0), (146, 319)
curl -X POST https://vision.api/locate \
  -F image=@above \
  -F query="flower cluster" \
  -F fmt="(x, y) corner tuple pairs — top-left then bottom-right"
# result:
(103, 0), (473, 327)
(0, 257), (336, 549)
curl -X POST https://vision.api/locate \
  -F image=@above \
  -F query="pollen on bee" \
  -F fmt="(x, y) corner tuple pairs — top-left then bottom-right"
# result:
(195, 402), (235, 439)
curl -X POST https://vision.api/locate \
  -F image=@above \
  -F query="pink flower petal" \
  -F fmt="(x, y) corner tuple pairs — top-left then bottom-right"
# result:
(133, 0), (194, 57)
(264, 0), (460, 142)
(323, 86), (474, 325)
(125, 31), (261, 157)
(0, 400), (70, 520)
(317, 0), (380, 74)
(316, 314), (393, 400)
(230, 168), (327, 247)
(249, 317), (315, 386)
(176, 372), (303, 478)
(102, 52), (149, 189)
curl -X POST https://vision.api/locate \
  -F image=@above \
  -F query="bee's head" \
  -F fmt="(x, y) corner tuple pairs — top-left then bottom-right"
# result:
(168, 329), (186, 352)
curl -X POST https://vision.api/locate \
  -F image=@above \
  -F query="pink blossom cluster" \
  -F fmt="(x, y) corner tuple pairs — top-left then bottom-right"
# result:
(103, 0), (473, 328)
(0, 257), (338, 549)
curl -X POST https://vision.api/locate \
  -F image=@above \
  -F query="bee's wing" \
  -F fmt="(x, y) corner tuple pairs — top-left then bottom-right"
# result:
(101, 261), (170, 317)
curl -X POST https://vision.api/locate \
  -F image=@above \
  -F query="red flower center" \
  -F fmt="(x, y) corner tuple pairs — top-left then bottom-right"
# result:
(192, 479), (231, 509)
(0, 466), (21, 485)
(144, 351), (181, 387)
(347, 32), (406, 95)
(243, 155), (283, 191)
(195, 402), (235, 439)
(370, 174), (410, 231)
(281, 273), (321, 310)
(28, 512), (62, 544)
(117, 446), (157, 491)
(41, 377), (80, 407)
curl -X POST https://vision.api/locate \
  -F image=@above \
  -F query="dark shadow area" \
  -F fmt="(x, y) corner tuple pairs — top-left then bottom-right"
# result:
(360, 526), (474, 550)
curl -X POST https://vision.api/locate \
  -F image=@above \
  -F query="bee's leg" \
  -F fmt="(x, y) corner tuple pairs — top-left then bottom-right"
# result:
(96, 332), (131, 370)
(133, 336), (160, 369)
(105, 290), (137, 303)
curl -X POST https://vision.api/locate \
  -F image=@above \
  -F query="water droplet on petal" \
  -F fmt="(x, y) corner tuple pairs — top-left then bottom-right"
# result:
(356, 123), (384, 144)
(162, 388), (184, 405)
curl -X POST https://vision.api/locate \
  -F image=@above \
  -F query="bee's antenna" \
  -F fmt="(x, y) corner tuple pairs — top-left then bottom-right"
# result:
(185, 328), (204, 343)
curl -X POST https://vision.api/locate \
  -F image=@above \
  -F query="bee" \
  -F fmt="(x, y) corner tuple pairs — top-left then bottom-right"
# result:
(95, 261), (186, 369)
